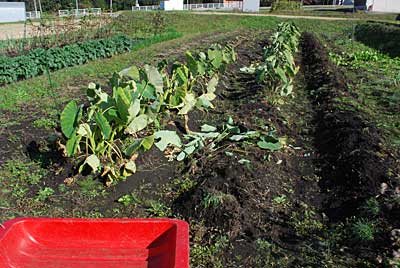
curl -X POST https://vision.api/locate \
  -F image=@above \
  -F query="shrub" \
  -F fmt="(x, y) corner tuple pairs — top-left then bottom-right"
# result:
(0, 34), (134, 85)
(355, 23), (400, 58)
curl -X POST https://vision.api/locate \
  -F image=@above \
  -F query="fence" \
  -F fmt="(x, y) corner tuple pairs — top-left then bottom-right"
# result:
(58, 8), (102, 17)
(26, 11), (41, 20)
(132, 2), (242, 11)
(132, 5), (160, 11)
(184, 2), (243, 10)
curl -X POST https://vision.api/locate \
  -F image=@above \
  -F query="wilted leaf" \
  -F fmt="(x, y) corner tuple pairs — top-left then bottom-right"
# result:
(257, 140), (282, 151)
(119, 65), (140, 80)
(178, 93), (196, 115)
(144, 65), (163, 94)
(154, 130), (182, 151)
(125, 114), (149, 134)
(80, 154), (101, 173)
(201, 124), (217, 132)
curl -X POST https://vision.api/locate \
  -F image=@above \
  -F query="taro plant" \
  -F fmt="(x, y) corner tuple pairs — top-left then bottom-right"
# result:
(60, 43), (236, 185)
(241, 22), (300, 96)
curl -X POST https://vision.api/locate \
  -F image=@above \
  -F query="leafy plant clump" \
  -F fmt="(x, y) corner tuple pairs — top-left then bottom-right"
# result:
(60, 44), (236, 185)
(241, 22), (301, 96)
(0, 34), (134, 85)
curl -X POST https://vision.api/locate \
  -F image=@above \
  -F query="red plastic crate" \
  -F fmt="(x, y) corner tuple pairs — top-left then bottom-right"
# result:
(0, 218), (189, 268)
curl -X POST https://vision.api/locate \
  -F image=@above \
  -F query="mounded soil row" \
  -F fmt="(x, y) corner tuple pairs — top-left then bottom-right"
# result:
(300, 32), (392, 220)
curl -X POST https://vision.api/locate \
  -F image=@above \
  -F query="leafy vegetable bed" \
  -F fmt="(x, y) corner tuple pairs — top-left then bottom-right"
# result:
(0, 35), (134, 85)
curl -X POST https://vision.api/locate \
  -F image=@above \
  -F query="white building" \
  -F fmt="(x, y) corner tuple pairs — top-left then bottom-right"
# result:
(367, 0), (400, 13)
(243, 0), (260, 12)
(0, 2), (26, 23)
(160, 0), (184, 11)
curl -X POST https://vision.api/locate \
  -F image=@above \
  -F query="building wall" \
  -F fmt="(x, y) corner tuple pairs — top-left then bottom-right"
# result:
(160, 0), (184, 11)
(372, 0), (400, 12)
(243, 0), (260, 12)
(0, 2), (26, 23)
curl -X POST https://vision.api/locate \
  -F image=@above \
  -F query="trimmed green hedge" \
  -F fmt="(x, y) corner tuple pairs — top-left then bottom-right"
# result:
(0, 35), (135, 85)
(355, 23), (400, 58)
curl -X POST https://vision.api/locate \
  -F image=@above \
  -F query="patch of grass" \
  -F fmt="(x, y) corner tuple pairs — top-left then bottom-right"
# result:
(352, 218), (378, 242)
(32, 117), (57, 130)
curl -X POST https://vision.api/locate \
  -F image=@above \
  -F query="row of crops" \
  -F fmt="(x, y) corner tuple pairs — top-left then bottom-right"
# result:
(0, 30), (181, 86)
(59, 22), (300, 186)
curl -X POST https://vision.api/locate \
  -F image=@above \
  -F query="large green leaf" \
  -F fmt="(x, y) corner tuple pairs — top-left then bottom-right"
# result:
(95, 112), (112, 140)
(65, 134), (81, 157)
(154, 130), (182, 151)
(115, 87), (131, 123)
(61, 100), (82, 139)
(186, 51), (199, 76)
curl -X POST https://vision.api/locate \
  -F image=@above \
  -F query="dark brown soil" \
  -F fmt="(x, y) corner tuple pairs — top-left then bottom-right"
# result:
(1, 30), (399, 267)
(301, 32), (392, 220)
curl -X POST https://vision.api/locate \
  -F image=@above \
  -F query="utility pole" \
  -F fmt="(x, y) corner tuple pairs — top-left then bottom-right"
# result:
(75, 0), (79, 17)
(33, 0), (38, 17)
(110, 0), (113, 13)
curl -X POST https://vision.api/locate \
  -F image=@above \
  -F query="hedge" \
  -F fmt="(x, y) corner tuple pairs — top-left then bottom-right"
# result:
(0, 34), (135, 85)
(355, 23), (400, 58)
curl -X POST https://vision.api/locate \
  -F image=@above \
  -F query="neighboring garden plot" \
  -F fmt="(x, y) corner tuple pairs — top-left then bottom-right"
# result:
(0, 14), (399, 268)
(0, 13), (179, 85)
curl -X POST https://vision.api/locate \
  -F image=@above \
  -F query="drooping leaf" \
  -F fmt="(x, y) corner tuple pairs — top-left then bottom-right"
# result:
(80, 154), (101, 173)
(144, 65), (163, 94)
(201, 124), (217, 132)
(178, 93), (196, 115)
(207, 75), (219, 93)
(154, 130), (182, 151)
(257, 136), (283, 151)
(122, 160), (136, 177)
(77, 123), (92, 138)
(125, 114), (149, 135)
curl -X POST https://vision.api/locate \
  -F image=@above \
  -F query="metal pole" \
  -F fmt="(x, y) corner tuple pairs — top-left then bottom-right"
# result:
(38, 0), (43, 14)
(110, 0), (113, 13)
(75, 0), (79, 17)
